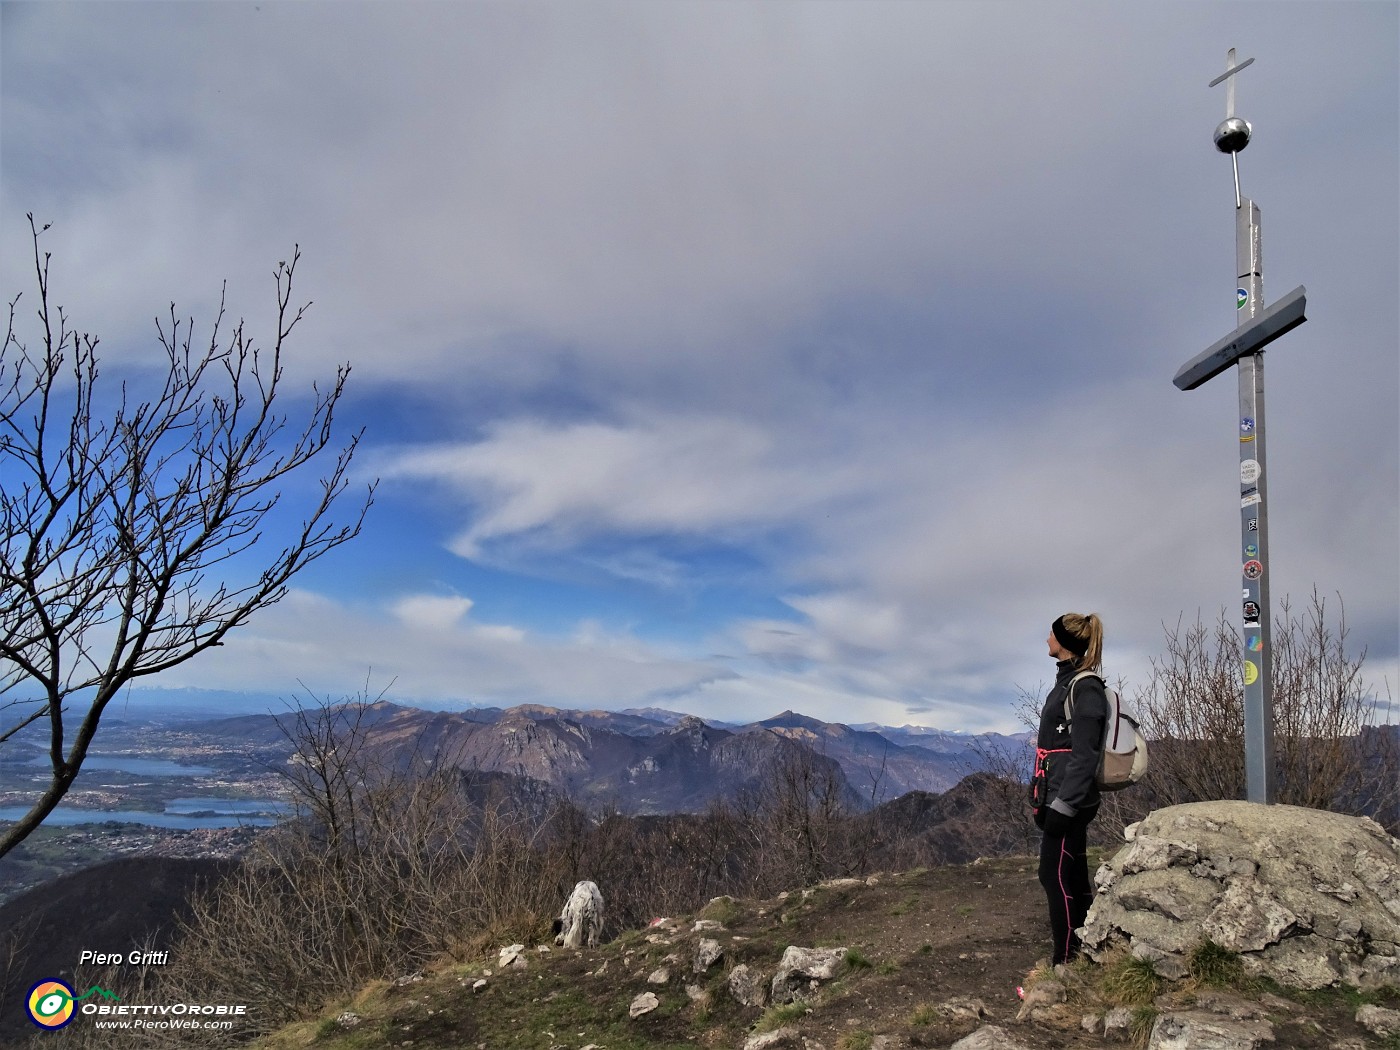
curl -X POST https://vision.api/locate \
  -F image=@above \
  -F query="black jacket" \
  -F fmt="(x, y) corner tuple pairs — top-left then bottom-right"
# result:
(1037, 659), (1108, 818)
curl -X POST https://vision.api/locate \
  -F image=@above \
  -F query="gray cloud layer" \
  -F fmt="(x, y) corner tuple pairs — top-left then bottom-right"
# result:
(2, 2), (1395, 729)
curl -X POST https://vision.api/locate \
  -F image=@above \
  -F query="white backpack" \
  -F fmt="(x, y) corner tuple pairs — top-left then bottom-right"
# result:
(1067, 671), (1149, 791)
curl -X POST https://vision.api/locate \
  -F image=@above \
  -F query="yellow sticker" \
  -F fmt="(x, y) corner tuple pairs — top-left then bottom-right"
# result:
(1243, 660), (1259, 685)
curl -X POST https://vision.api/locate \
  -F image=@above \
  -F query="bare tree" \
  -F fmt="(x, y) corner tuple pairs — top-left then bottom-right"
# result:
(0, 216), (372, 858)
(740, 736), (857, 889)
(1126, 592), (1396, 832)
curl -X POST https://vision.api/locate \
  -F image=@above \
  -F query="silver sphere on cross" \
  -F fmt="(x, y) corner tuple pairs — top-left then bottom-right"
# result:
(1214, 116), (1252, 154)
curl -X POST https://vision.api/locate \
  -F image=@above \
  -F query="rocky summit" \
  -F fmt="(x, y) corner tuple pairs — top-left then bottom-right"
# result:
(1081, 800), (1400, 990)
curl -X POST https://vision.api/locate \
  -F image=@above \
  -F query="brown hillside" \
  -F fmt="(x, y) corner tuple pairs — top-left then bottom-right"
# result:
(243, 856), (1393, 1050)
(0, 856), (234, 1046)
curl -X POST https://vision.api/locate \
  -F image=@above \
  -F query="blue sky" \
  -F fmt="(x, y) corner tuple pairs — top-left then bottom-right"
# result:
(1, 2), (1396, 733)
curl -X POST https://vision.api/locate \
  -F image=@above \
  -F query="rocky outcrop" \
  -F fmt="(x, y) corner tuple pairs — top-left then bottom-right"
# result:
(769, 945), (848, 1004)
(1081, 801), (1400, 989)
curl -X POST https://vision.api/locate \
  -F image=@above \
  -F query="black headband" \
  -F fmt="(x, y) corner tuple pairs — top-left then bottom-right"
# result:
(1052, 615), (1088, 656)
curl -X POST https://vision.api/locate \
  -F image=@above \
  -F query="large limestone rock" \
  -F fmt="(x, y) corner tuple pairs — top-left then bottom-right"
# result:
(1081, 801), (1400, 989)
(728, 963), (768, 1007)
(1146, 1011), (1274, 1049)
(947, 1027), (1036, 1050)
(769, 945), (847, 1004)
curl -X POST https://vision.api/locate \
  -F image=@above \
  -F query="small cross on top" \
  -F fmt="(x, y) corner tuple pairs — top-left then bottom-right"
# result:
(1209, 48), (1255, 120)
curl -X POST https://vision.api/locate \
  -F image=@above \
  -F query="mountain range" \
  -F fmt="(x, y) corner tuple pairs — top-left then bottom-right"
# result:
(182, 702), (1030, 815)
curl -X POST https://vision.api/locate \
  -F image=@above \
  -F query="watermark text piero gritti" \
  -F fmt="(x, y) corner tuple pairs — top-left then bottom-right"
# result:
(80, 949), (170, 966)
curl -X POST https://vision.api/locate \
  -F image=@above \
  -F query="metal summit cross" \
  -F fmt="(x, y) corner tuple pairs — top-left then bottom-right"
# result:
(1173, 49), (1309, 805)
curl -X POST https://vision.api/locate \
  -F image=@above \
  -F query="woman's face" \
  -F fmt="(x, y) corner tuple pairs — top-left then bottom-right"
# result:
(1047, 630), (1073, 661)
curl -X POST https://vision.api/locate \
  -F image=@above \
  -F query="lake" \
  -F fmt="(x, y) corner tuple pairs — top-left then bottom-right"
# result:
(22, 755), (217, 776)
(0, 796), (289, 830)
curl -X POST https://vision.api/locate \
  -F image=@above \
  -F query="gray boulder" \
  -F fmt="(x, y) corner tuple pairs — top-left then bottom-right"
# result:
(769, 945), (847, 1004)
(1358, 1004), (1400, 1039)
(728, 963), (767, 1007)
(1146, 1011), (1274, 1049)
(948, 1026), (1036, 1050)
(1081, 801), (1400, 990)
(694, 936), (723, 972)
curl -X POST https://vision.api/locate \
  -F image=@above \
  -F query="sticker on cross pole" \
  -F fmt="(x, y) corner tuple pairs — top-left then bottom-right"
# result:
(1243, 660), (1259, 686)
(1240, 459), (1261, 484)
(1237, 288), (1249, 310)
(1243, 560), (1263, 580)
(1243, 601), (1261, 625)
(1240, 417), (1255, 443)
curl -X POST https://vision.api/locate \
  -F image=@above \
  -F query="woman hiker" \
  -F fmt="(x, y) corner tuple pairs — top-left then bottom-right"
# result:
(1031, 612), (1108, 967)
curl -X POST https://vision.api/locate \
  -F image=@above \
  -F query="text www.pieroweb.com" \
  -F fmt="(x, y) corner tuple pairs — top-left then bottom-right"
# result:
(92, 1017), (236, 1032)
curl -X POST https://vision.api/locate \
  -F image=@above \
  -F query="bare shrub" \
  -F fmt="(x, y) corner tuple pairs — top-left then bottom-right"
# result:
(961, 724), (1041, 854)
(732, 737), (862, 892)
(1130, 592), (1396, 831)
(134, 695), (558, 1044)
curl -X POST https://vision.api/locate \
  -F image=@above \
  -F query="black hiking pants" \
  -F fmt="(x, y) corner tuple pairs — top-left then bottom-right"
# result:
(1037, 815), (1094, 965)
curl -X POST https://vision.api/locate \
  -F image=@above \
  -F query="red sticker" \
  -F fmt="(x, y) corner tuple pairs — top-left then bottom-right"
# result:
(1243, 560), (1263, 580)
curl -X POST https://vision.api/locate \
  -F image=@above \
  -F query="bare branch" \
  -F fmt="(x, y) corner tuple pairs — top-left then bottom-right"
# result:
(0, 219), (372, 858)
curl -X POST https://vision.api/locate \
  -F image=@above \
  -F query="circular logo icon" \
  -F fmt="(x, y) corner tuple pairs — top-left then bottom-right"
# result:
(1240, 459), (1261, 484)
(1239, 417), (1255, 434)
(1244, 559), (1264, 580)
(27, 979), (76, 1029)
(1243, 660), (1259, 686)
(1247, 635), (1264, 652)
(1244, 543), (1259, 559)
(1237, 288), (1249, 310)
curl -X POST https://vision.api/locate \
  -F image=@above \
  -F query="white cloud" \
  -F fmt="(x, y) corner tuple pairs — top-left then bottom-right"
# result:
(377, 411), (869, 557)
(160, 589), (729, 710)
(391, 594), (475, 631)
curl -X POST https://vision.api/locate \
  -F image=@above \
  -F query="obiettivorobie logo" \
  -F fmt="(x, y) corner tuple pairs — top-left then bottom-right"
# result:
(26, 979), (120, 1029)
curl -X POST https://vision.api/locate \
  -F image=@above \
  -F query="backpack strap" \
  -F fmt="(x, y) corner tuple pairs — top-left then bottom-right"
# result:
(1064, 670), (1103, 722)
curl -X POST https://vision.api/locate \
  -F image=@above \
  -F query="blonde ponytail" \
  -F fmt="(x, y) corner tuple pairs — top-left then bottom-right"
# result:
(1057, 612), (1104, 672)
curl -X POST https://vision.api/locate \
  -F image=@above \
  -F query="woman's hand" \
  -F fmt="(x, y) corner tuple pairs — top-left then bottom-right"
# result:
(1041, 808), (1074, 837)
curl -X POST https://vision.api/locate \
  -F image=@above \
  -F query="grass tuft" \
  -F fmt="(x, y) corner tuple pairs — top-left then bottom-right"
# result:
(1100, 952), (1162, 1007)
(700, 895), (742, 925)
(1188, 939), (1244, 988)
(909, 1003), (939, 1026)
(1129, 1004), (1159, 1049)
(754, 1001), (809, 1033)
(844, 947), (873, 970)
